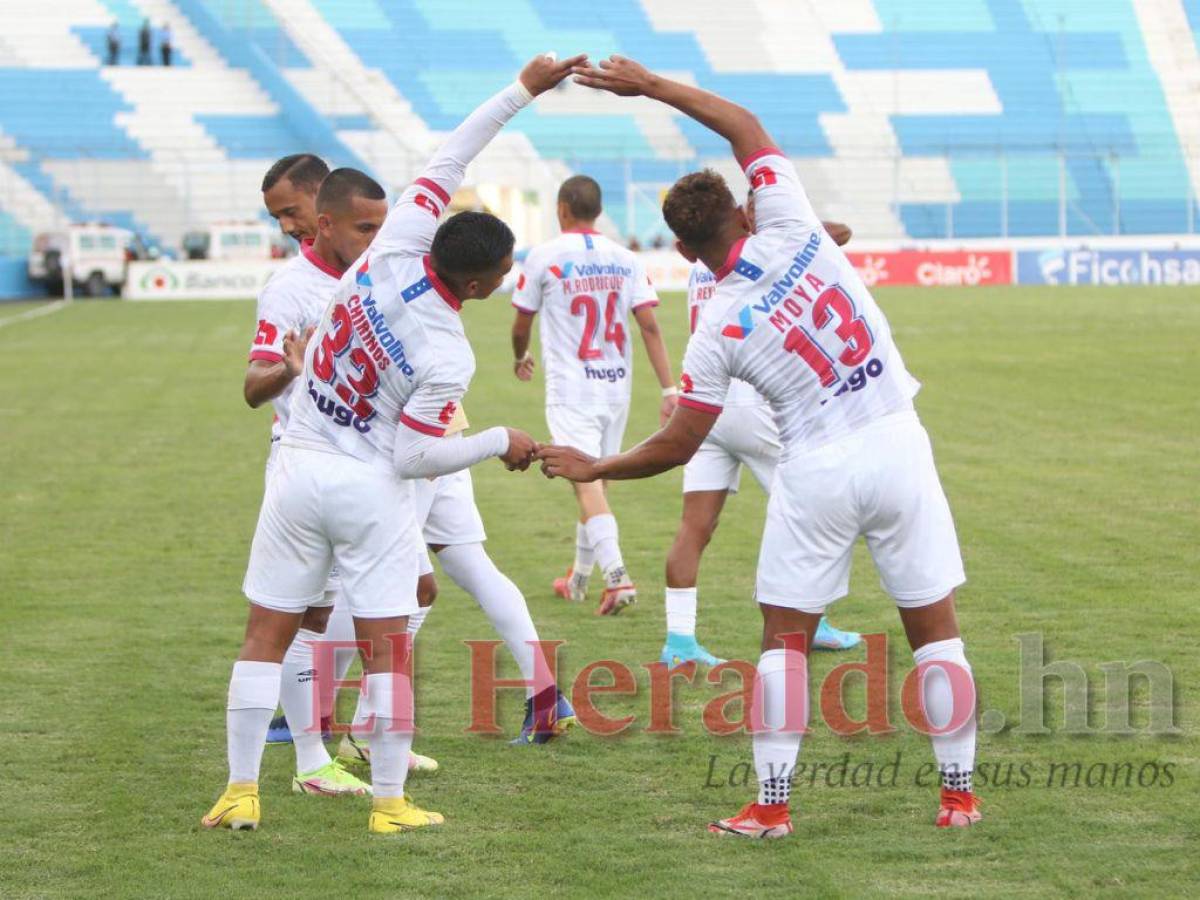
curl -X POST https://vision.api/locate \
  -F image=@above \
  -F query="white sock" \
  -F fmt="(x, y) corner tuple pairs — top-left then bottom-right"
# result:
(407, 606), (431, 636)
(356, 671), (413, 799)
(325, 598), (358, 682)
(226, 660), (282, 784)
(752, 648), (808, 806)
(665, 587), (697, 637)
(913, 638), (977, 793)
(279, 629), (332, 774)
(585, 514), (627, 586)
(439, 542), (550, 700)
(573, 521), (595, 577)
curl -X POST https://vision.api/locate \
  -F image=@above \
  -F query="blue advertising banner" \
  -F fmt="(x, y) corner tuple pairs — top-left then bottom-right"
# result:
(1017, 248), (1200, 286)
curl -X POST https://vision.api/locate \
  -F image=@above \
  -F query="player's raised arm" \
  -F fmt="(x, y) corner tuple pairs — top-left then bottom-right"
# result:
(378, 53), (585, 257)
(573, 56), (771, 166)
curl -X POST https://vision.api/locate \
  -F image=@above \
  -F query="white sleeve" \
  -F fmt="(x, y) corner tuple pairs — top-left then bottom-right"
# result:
(511, 252), (544, 314)
(678, 327), (730, 416)
(742, 148), (821, 235)
(375, 81), (534, 258)
(248, 280), (295, 363)
(630, 256), (659, 310)
(393, 426), (510, 479)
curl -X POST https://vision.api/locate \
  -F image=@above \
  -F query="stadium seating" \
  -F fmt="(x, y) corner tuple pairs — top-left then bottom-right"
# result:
(0, 0), (1197, 266)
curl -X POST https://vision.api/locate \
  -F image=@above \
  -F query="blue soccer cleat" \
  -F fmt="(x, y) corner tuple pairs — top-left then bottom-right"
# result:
(265, 713), (333, 745)
(660, 632), (726, 669)
(511, 688), (575, 745)
(813, 617), (862, 651)
(266, 714), (293, 745)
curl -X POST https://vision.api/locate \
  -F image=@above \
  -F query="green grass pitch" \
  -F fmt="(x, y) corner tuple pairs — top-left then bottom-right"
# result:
(0, 287), (1196, 897)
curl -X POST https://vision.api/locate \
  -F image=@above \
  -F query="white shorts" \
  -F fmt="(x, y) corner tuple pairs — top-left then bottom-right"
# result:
(265, 442), (339, 594)
(683, 403), (780, 494)
(546, 403), (629, 458)
(755, 411), (965, 612)
(412, 468), (487, 547)
(244, 446), (422, 619)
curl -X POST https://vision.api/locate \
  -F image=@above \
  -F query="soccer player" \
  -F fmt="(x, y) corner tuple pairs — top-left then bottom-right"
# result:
(542, 56), (980, 834)
(203, 52), (584, 834)
(260, 157), (563, 756)
(511, 175), (677, 614)
(253, 157), (440, 776)
(661, 214), (862, 669)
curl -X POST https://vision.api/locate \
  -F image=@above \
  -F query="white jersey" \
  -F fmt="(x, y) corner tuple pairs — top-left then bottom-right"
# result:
(248, 241), (341, 444)
(282, 79), (534, 470)
(680, 149), (920, 460)
(687, 263), (763, 408)
(513, 230), (658, 406)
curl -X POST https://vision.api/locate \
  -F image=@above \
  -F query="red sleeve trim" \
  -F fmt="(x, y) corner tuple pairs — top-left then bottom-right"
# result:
(678, 396), (723, 416)
(632, 298), (660, 310)
(414, 177), (451, 206)
(400, 412), (447, 437)
(739, 146), (784, 170)
(713, 236), (748, 282)
(249, 349), (284, 363)
(511, 301), (537, 315)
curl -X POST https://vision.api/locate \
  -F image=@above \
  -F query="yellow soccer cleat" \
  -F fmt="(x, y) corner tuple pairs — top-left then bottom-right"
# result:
(201, 783), (260, 831)
(368, 795), (445, 834)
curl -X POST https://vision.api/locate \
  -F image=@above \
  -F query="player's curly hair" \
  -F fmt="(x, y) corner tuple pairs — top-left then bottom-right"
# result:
(662, 169), (736, 248)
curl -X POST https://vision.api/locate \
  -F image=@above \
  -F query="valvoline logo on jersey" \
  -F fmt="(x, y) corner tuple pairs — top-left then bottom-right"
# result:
(721, 230), (822, 340)
(549, 261), (633, 280)
(1018, 248), (1200, 285)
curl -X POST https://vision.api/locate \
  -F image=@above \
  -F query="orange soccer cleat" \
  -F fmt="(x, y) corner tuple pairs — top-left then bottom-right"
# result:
(708, 802), (793, 839)
(935, 789), (982, 828)
(596, 581), (636, 615)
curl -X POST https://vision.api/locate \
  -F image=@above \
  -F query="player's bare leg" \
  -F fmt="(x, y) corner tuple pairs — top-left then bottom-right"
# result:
(709, 604), (820, 838)
(203, 604), (304, 830)
(662, 490), (727, 667)
(567, 481), (635, 614)
(898, 592), (981, 827)
(353, 614), (443, 833)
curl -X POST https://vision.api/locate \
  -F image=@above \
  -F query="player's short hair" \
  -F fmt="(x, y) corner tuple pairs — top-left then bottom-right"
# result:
(431, 211), (515, 276)
(261, 153), (329, 194)
(662, 169), (737, 247)
(316, 167), (386, 213)
(557, 175), (602, 221)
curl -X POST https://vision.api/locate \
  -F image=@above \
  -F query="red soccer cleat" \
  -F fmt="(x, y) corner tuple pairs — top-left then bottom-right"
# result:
(596, 582), (636, 615)
(935, 789), (982, 828)
(708, 801), (793, 839)
(553, 567), (587, 603)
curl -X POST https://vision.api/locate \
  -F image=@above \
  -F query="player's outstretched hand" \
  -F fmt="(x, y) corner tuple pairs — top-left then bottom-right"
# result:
(537, 445), (600, 482)
(572, 55), (657, 97)
(282, 325), (315, 378)
(502, 428), (539, 471)
(513, 353), (536, 381)
(520, 52), (589, 97)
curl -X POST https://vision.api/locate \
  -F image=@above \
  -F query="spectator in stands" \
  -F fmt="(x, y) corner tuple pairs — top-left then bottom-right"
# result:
(137, 20), (151, 65)
(650, 234), (666, 249)
(106, 21), (121, 66)
(160, 23), (173, 67)
(627, 235), (642, 251)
